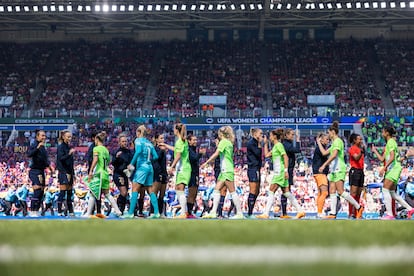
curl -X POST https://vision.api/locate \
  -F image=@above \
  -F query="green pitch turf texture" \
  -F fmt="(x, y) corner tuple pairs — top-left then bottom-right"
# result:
(1, 220), (413, 276)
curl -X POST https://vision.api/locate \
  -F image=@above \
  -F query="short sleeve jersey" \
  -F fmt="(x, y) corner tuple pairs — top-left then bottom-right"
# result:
(218, 138), (234, 173)
(93, 145), (110, 173)
(329, 137), (346, 173)
(174, 139), (191, 173)
(272, 142), (286, 175)
(385, 138), (400, 170)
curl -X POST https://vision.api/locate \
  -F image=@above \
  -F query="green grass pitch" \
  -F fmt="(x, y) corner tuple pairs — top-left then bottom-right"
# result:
(0, 220), (413, 276)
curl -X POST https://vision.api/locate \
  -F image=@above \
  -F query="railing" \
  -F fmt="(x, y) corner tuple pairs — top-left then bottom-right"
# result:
(0, 107), (392, 119)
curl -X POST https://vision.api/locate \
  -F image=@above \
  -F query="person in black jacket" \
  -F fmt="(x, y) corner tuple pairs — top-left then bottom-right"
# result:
(27, 130), (53, 217)
(187, 134), (206, 218)
(246, 128), (263, 218)
(151, 132), (168, 216)
(112, 133), (133, 214)
(280, 128), (301, 219)
(56, 130), (76, 216)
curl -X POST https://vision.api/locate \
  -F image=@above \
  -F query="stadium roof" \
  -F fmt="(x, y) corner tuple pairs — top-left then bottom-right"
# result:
(0, 1), (413, 33)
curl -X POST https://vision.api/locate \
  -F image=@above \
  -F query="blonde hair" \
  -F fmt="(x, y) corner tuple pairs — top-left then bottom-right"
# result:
(136, 125), (147, 137)
(218, 126), (235, 144)
(58, 130), (71, 144)
(175, 123), (187, 141)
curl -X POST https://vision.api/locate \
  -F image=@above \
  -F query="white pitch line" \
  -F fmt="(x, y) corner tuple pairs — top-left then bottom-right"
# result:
(0, 245), (413, 264)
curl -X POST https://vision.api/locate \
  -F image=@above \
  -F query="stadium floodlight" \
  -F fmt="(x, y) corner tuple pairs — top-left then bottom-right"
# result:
(0, 6), (4, 12)
(138, 5), (144, 11)
(33, 5), (39, 12)
(250, 4), (255, 10)
(50, 5), (56, 12)
(319, 3), (325, 9)
(24, 6), (30, 12)
(327, 3), (333, 9)
(336, 3), (342, 8)
(58, 5), (64, 12)
(356, 2), (362, 8)
(164, 4), (169, 11)
(95, 5), (100, 12)
(128, 5), (134, 11)
(381, 2), (387, 8)
(77, 5), (83, 12)
(67, 5), (72, 12)
(120, 5), (125, 11)
(181, 4), (187, 11)
(147, 4), (153, 11)
(400, 2), (406, 8)
(42, 5), (48, 12)
(346, 2), (352, 8)
(410, 1), (414, 8)
(286, 3), (292, 9)
(217, 4), (222, 10)
(372, 2), (378, 8)
(112, 5), (117, 12)
(230, 4), (236, 10)
(241, 4), (246, 10)
(297, 3), (302, 9)
(270, 3), (275, 9)
(222, 4), (227, 10)
(15, 6), (21, 12)
(155, 4), (161, 11)
(208, 4), (214, 10)
(311, 3), (316, 9)
(172, 4), (178, 10)
(258, 4), (263, 10)
(200, 4), (205, 10)
(86, 5), (91, 12)
(364, 2), (370, 8)
(7, 6), (12, 12)
(191, 4), (196, 11)
(102, 4), (109, 12)
(389, 2), (396, 7)
(277, 3), (283, 9)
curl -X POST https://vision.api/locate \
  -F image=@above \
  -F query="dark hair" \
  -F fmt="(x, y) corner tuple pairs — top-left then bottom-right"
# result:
(90, 131), (97, 139)
(383, 126), (396, 136)
(270, 128), (284, 140)
(349, 133), (360, 144)
(95, 131), (107, 143)
(175, 123), (187, 141)
(329, 121), (339, 134)
(35, 129), (45, 137)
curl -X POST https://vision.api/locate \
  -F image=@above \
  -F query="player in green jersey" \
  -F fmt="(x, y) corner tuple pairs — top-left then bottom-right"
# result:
(86, 131), (122, 218)
(201, 126), (244, 219)
(372, 126), (414, 220)
(163, 123), (191, 219)
(319, 121), (363, 219)
(256, 128), (305, 219)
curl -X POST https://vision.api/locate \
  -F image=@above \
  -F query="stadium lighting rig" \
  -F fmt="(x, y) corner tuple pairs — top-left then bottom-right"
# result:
(0, 1), (413, 13)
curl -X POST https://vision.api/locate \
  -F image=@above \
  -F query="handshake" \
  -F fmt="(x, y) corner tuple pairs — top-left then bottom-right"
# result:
(123, 165), (135, 178)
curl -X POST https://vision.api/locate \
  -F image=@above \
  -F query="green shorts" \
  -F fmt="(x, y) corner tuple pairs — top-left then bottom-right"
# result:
(272, 173), (289, 188)
(217, 172), (234, 182)
(328, 170), (346, 183)
(385, 165), (402, 184)
(176, 171), (190, 186)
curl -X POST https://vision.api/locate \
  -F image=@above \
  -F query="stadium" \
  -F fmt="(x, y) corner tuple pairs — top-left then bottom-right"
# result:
(0, 0), (414, 275)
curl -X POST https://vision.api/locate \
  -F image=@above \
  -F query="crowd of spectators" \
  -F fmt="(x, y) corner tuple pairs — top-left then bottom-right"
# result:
(154, 41), (263, 116)
(376, 41), (414, 114)
(268, 39), (382, 117)
(2, 39), (413, 117)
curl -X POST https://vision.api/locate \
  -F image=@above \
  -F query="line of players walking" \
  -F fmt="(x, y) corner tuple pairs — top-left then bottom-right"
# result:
(4, 121), (414, 220)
